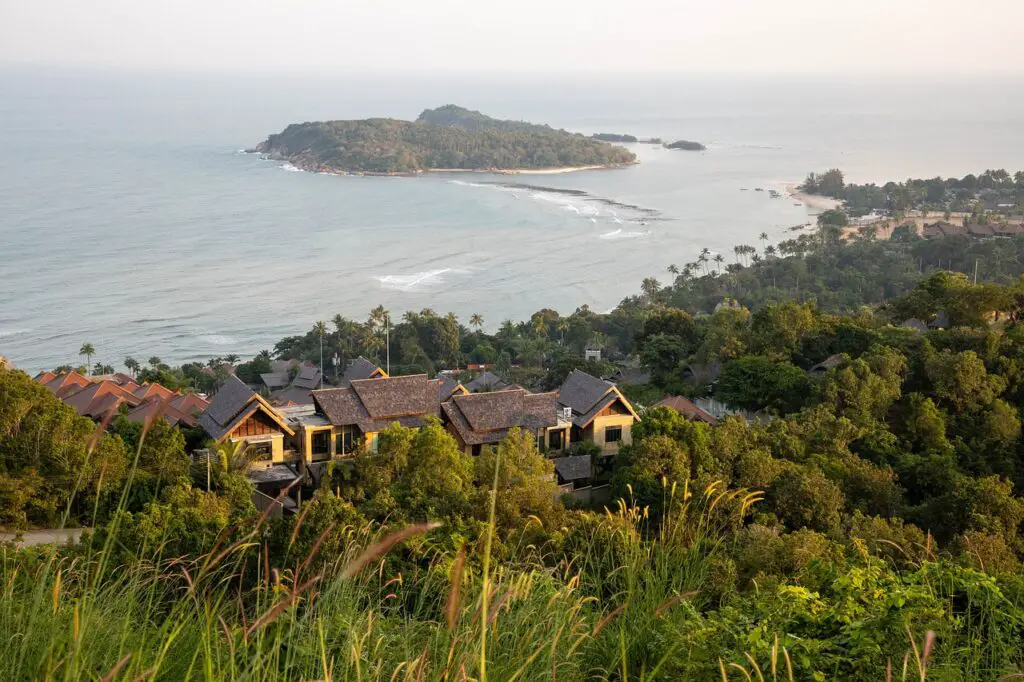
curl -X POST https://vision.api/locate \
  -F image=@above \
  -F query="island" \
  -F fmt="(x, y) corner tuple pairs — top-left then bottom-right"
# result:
(664, 140), (706, 151)
(252, 105), (638, 175)
(590, 133), (638, 143)
(639, 137), (663, 145)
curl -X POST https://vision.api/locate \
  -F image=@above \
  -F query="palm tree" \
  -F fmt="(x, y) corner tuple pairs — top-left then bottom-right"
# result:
(641, 277), (661, 302)
(713, 253), (725, 274)
(470, 313), (484, 331)
(313, 321), (327, 388)
(759, 231), (769, 254)
(765, 244), (777, 258)
(667, 264), (679, 277)
(224, 354), (240, 365)
(258, 349), (272, 360)
(556, 318), (570, 345)
(699, 248), (711, 276)
(79, 343), (95, 375)
(124, 356), (139, 378)
(148, 356), (162, 369)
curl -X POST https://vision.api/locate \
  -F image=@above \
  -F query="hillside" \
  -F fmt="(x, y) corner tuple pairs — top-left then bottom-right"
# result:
(252, 105), (638, 174)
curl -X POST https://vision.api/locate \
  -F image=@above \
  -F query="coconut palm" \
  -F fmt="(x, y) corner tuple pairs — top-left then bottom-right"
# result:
(713, 253), (725, 273)
(667, 264), (679, 277)
(641, 277), (661, 302)
(224, 354), (240, 365)
(313, 321), (327, 388)
(470, 313), (484, 331)
(148, 356), (162, 369)
(124, 356), (140, 378)
(759, 231), (769, 254)
(79, 343), (95, 375)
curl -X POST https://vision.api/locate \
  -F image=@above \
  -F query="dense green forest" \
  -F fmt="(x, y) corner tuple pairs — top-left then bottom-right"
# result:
(801, 167), (1024, 217)
(253, 105), (637, 174)
(8, 231), (1024, 678)
(591, 133), (638, 142)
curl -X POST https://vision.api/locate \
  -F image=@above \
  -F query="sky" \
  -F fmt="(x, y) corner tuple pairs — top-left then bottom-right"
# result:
(2, 0), (1023, 74)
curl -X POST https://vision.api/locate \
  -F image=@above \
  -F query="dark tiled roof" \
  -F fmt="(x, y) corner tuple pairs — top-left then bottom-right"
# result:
(929, 310), (950, 329)
(438, 374), (466, 402)
(553, 455), (592, 481)
(204, 376), (256, 427)
(901, 318), (929, 333)
(466, 371), (507, 393)
(200, 376), (293, 441)
(340, 357), (385, 385)
(558, 370), (612, 415)
(247, 464), (300, 485)
(260, 371), (289, 389)
(809, 354), (846, 373)
(682, 362), (723, 384)
(270, 385), (315, 406)
(313, 375), (440, 431)
(442, 389), (558, 446)
(292, 366), (323, 390)
(653, 395), (717, 424)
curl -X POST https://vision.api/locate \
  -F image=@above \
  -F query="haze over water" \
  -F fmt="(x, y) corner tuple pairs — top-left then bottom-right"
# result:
(2, 69), (1023, 373)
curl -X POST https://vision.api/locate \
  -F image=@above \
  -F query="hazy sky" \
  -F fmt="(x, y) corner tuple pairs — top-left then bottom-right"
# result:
(2, 0), (1022, 74)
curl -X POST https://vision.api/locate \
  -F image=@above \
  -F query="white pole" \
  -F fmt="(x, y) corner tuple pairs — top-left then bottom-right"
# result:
(386, 313), (390, 375)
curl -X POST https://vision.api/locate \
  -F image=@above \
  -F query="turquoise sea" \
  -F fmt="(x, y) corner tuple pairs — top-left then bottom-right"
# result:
(2, 69), (1023, 373)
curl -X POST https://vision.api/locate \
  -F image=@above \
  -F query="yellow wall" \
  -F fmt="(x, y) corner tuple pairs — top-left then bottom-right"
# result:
(588, 415), (634, 454)
(230, 434), (285, 463)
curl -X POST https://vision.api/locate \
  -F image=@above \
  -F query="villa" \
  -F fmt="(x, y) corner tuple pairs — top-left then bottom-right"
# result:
(557, 369), (639, 454)
(440, 388), (569, 456)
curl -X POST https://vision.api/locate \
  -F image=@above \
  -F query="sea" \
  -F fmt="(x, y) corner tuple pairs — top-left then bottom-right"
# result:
(2, 68), (1023, 373)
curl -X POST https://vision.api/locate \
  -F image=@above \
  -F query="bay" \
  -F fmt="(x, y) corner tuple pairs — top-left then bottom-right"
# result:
(2, 69), (1022, 373)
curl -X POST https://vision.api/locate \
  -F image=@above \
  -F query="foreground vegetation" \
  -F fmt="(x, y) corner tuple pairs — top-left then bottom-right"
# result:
(9, 229), (1024, 678)
(253, 105), (637, 174)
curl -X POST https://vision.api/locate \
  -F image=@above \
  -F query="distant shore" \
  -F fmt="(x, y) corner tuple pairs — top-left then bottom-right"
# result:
(263, 156), (639, 177)
(784, 183), (843, 213)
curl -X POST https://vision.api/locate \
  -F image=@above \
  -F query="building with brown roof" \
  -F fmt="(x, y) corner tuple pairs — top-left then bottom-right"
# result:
(652, 395), (718, 425)
(557, 370), (639, 454)
(199, 376), (295, 463)
(441, 389), (568, 456)
(310, 374), (442, 456)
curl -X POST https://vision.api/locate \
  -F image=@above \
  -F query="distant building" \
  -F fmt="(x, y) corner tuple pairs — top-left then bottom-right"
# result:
(466, 370), (508, 393)
(901, 318), (929, 333)
(652, 395), (717, 425)
(199, 376), (295, 463)
(35, 371), (207, 427)
(809, 354), (847, 375)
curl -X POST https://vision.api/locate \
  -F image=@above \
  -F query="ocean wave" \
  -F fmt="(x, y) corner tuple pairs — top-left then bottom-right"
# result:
(598, 229), (647, 241)
(0, 328), (32, 339)
(375, 268), (452, 292)
(198, 334), (237, 346)
(279, 163), (302, 172)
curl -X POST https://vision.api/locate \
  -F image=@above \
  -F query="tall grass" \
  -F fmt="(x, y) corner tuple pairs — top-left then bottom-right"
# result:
(0, 418), (1010, 680)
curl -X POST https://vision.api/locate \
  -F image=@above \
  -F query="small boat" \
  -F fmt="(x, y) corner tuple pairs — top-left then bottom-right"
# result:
(754, 187), (764, 192)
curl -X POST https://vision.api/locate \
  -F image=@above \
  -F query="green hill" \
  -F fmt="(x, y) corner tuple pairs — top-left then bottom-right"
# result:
(252, 105), (637, 174)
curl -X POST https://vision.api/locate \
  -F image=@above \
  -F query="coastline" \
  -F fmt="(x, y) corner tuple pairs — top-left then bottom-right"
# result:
(254, 152), (637, 177)
(784, 183), (843, 213)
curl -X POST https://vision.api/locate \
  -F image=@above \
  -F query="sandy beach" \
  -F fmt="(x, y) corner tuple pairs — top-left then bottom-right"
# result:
(785, 183), (843, 213)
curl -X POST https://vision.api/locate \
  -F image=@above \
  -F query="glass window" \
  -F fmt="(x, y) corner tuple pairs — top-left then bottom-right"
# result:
(336, 429), (355, 455)
(548, 429), (563, 450)
(249, 441), (272, 460)
(604, 426), (622, 443)
(311, 430), (330, 458)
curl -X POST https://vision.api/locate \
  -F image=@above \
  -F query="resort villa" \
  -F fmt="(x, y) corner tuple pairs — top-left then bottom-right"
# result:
(198, 366), (640, 507)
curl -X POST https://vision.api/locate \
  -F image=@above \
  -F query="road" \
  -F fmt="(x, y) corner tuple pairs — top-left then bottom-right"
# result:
(0, 528), (85, 547)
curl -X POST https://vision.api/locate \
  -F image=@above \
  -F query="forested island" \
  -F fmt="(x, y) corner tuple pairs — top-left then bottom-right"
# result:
(665, 139), (706, 151)
(591, 133), (638, 143)
(252, 105), (638, 174)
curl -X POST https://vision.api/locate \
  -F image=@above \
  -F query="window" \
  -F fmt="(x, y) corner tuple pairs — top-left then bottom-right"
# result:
(548, 429), (564, 451)
(604, 426), (622, 444)
(570, 426), (583, 443)
(336, 429), (355, 455)
(311, 430), (330, 459)
(248, 441), (272, 460)
(471, 444), (482, 457)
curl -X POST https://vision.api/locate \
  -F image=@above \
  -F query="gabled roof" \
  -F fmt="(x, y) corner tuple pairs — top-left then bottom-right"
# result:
(557, 370), (639, 428)
(124, 397), (202, 428)
(438, 374), (468, 402)
(42, 371), (91, 396)
(34, 370), (57, 384)
(170, 392), (210, 416)
(134, 383), (176, 402)
(62, 381), (141, 419)
(809, 354), (846, 374)
(552, 455), (592, 482)
(653, 395), (717, 425)
(312, 375), (441, 432)
(292, 365), (323, 390)
(442, 389), (558, 446)
(270, 385), (317, 407)
(901, 318), (929, 333)
(260, 371), (290, 390)
(340, 357), (387, 386)
(200, 376), (293, 442)
(466, 371), (507, 393)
